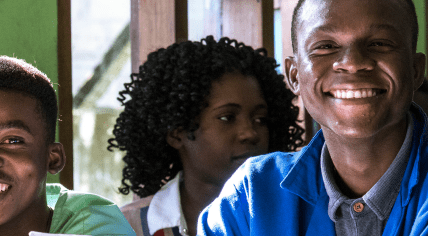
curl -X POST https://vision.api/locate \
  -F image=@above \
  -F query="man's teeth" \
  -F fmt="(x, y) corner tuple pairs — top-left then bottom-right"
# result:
(331, 89), (379, 99)
(0, 183), (10, 192)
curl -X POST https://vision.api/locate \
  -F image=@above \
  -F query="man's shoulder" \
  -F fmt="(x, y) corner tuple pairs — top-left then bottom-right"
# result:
(242, 137), (323, 178)
(244, 151), (301, 176)
(55, 187), (115, 212)
(47, 184), (136, 235)
(227, 147), (315, 190)
(47, 183), (115, 210)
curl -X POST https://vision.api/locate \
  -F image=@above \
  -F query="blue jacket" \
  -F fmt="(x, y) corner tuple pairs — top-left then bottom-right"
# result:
(198, 105), (428, 235)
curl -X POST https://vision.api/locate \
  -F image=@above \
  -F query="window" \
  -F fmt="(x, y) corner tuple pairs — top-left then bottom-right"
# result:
(71, 0), (132, 206)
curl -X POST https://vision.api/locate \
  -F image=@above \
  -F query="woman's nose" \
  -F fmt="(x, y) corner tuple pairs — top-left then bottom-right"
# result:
(237, 120), (260, 144)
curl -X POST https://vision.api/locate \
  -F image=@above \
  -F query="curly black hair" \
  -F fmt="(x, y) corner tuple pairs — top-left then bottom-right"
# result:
(0, 56), (57, 143)
(108, 36), (304, 198)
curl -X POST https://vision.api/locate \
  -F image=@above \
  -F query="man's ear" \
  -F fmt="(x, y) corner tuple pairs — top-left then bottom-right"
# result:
(166, 128), (185, 150)
(413, 52), (426, 91)
(47, 143), (66, 175)
(284, 56), (300, 95)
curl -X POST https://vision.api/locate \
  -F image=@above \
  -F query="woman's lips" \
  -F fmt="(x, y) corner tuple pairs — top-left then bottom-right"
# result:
(232, 151), (263, 161)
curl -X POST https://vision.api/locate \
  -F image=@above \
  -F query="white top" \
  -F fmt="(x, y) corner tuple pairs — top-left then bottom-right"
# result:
(147, 172), (188, 235)
(121, 171), (189, 236)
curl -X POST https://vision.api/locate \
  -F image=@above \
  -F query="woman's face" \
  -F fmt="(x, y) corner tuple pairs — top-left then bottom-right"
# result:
(177, 72), (269, 187)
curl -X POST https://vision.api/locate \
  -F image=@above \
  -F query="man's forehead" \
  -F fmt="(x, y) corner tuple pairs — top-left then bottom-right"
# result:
(297, 0), (409, 37)
(298, 0), (408, 22)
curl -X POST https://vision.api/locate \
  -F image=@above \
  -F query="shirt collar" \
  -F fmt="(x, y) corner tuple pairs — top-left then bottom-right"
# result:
(321, 113), (414, 221)
(280, 130), (326, 204)
(147, 171), (188, 235)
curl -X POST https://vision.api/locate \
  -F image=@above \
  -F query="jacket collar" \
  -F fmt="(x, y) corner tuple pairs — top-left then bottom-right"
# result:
(280, 103), (427, 207)
(280, 130), (326, 205)
(399, 103), (427, 206)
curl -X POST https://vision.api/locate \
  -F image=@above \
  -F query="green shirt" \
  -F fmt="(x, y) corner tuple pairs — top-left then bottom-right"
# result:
(46, 184), (135, 235)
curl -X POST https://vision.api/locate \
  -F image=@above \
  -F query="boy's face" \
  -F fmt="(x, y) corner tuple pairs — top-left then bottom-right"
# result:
(286, 0), (425, 139)
(0, 91), (64, 226)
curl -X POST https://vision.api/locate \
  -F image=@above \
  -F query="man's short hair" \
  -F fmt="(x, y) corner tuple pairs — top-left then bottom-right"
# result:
(0, 56), (57, 143)
(291, 0), (419, 54)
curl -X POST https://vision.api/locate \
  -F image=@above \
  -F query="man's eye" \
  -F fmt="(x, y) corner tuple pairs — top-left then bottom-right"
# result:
(311, 43), (339, 56)
(318, 44), (334, 49)
(368, 41), (394, 52)
(3, 138), (23, 144)
(370, 42), (388, 47)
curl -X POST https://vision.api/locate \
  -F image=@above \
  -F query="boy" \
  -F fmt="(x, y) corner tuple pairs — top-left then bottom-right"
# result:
(197, 0), (428, 235)
(0, 56), (135, 236)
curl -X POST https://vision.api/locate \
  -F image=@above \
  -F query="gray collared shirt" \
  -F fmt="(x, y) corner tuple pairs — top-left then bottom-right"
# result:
(321, 113), (413, 236)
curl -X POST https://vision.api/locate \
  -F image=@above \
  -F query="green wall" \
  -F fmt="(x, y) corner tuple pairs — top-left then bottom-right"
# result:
(0, 0), (59, 183)
(414, 0), (426, 56)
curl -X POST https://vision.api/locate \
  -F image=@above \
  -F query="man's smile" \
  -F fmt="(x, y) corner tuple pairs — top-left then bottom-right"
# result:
(328, 88), (386, 99)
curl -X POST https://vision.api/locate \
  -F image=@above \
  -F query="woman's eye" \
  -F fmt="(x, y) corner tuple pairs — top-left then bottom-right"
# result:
(219, 115), (235, 122)
(254, 117), (269, 125)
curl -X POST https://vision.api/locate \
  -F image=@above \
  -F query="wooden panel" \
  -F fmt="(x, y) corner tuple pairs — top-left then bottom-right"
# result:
(281, 0), (297, 59)
(188, 0), (222, 41)
(130, 0), (187, 200)
(222, 0), (274, 57)
(262, 0), (274, 57)
(131, 0), (187, 73)
(57, 0), (74, 190)
(274, 0), (281, 9)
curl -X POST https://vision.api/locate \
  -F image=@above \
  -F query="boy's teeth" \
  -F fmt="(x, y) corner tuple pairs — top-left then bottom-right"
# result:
(332, 89), (379, 99)
(0, 183), (10, 192)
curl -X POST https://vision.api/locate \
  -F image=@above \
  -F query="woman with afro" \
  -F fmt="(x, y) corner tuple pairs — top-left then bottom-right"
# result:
(108, 36), (304, 236)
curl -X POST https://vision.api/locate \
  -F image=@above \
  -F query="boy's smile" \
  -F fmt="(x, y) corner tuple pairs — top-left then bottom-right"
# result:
(286, 0), (425, 139)
(0, 91), (55, 228)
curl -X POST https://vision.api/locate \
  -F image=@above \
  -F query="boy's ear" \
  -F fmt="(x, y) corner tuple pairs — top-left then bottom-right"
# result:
(284, 56), (300, 95)
(47, 143), (66, 175)
(412, 52), (426, 91)
(166, 128), (185, 150)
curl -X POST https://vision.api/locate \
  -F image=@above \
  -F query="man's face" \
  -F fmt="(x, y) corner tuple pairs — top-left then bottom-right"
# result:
(288, 0), (425, 139)
(0, 91), (52, 225)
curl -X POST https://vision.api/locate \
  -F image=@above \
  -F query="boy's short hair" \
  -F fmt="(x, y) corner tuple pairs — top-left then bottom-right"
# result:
(0, 56), (57, 143)
(291, 0), (419, 53)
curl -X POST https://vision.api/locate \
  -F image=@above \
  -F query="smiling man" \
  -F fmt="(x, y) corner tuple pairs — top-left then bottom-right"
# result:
(0, 56), (135, 236)
(197, 0), (428, 235)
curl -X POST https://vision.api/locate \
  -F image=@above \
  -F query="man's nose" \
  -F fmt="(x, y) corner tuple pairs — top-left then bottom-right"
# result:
(332, 45), (375, 73)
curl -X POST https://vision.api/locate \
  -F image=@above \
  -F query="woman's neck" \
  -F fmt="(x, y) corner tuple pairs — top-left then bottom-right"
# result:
(180, 173), (223, 236)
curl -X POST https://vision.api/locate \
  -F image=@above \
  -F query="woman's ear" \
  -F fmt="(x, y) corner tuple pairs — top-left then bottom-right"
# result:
(284, 56), (300, 95)
(166, 128), (185, 150)
(47, 143), (66, 175)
